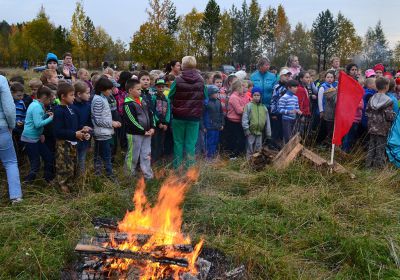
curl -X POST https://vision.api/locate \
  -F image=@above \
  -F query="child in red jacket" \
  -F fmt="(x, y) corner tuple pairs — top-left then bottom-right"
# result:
(295, 71), (312, 140)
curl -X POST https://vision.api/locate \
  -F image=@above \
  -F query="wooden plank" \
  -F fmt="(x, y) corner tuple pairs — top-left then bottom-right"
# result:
(301, 148), (328, 167)
(300, 148), (356, 179)
(273, 143), (303, 170)
(273, 133), (301, 169)
(332, 162), (356, 179)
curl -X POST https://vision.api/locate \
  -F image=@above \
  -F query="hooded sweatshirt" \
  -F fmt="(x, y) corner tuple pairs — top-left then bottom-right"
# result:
(366, 93), (395, 136)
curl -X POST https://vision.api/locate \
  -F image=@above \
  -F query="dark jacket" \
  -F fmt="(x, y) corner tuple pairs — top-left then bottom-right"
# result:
(152, 93), (170, 126)
(141, 88), (154, 113)
(53, 104), (79, 141)
(203, 97), (224, 130)
(72, 100), (92, 129)
(366, 93), (395, 136)
(123, 96), (155, 135)
(169, 69), (206, 121)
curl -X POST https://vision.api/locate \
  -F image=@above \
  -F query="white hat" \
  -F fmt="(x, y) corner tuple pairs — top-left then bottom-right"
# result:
(235, 70), (247, 80)
(279, 69), (292, 76)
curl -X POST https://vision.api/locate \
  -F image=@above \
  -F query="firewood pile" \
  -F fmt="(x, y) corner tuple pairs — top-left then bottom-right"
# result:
(249, 134), (355, 179)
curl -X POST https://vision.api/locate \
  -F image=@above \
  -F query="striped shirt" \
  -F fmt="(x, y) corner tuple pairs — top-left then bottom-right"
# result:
(278, 91), (299, 121)
(15, 99), (26, 124)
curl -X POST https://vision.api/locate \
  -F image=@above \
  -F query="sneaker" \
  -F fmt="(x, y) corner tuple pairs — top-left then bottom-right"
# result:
(229, 157), (237, 161)
(11, 198), (23, 205)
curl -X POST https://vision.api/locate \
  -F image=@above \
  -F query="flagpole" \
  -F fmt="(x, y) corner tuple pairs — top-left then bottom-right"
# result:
(330, 144), (335, 165)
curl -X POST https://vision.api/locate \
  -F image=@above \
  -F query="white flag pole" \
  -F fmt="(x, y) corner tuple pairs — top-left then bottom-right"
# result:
(330, 143), (335, 165)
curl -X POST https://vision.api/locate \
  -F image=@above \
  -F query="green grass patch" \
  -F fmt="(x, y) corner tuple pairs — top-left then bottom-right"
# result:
(1, 154), (400, 279)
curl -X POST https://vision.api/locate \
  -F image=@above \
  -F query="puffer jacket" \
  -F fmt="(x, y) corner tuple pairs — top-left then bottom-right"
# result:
(366, 93), (395, 136)
(169, 69), (206, 121)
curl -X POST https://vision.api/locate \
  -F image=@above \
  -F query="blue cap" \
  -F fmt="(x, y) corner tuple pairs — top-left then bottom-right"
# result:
(46, 53), (58, 65)
(251, 86), (262, 96)
(207, 85), (219, 95)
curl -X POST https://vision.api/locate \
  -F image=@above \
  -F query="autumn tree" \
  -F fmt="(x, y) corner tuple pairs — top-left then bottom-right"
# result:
(312, 9), (337, 71)
(272, 5), (291, 67)
(130, 23), (174, 68)
(290, 23), (314, 69)
(248, 0), (261, 66)
(130, 0), (176, 68)
(333, 13), (362, 65)
(92, 27), (113, 67)
(214, 11), (234, 66)
(200, 0), (220, 70)
(108, 39), (128, 67)
(259, 7), (277, 58)
(177, 9), (205, 60)
(0, 20), (11, 65)
(70, 1), (86, 63)
(23, 6), (55, 63)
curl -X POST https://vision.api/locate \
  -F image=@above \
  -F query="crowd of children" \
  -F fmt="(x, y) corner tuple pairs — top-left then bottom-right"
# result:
(1, 53), (400, 204)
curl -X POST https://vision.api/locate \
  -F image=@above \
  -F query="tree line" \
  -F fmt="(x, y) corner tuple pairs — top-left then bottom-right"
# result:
(0, 0), (399, 71)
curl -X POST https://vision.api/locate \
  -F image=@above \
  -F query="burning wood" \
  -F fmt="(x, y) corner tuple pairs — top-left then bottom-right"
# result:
(75, 244), (190, 268)
(73, 169), (208, 280)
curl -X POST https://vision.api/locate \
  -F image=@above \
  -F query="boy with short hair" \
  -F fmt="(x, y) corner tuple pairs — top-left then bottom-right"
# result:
(242, 86), (271, 158)
(139, 71), (154, 111)
(91, 77), (121, 178)
(21, 86), (54, 182)
(10, 82), (26, 135)
(366, 77), (395, 168)
(10, 82), (27, 157)
(278, 79), (302, 143)
(72, 81), (92, 173)
(203, 85), (224, 159)
(54, 82), (90, 192)
(213, 73), (228, 116)
(28, 78), (43, 99)
(123, 78), (155, 179)
(151, 78), (170, 162)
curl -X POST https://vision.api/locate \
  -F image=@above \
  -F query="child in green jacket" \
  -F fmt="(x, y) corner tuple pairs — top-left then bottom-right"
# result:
(242, 87), (271, 159)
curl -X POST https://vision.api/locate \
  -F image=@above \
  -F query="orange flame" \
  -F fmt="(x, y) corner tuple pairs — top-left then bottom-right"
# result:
(108, 168), (203, 279)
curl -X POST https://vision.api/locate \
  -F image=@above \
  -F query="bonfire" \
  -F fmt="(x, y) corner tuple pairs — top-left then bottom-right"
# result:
(74, 169), (208, 280)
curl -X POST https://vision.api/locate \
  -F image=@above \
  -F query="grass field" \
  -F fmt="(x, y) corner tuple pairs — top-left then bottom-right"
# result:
(1, 68), (400, 279)
(1, 155), (400, 279)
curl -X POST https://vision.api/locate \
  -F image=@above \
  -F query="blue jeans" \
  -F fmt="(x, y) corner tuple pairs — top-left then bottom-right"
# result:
(206, 130), (220, 159)
(94, 139), (113, 177)
(24, 141), (54, 182)
(0, 128), (22, 199)
(77, 141), (89, 174)
(282, 119), (296, 144)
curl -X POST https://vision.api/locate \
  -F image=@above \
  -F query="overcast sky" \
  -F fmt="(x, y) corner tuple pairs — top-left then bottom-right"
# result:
(1, 0), (399, 47)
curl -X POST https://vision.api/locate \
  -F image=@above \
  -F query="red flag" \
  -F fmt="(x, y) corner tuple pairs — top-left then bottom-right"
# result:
(332, 71), (364, 145)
